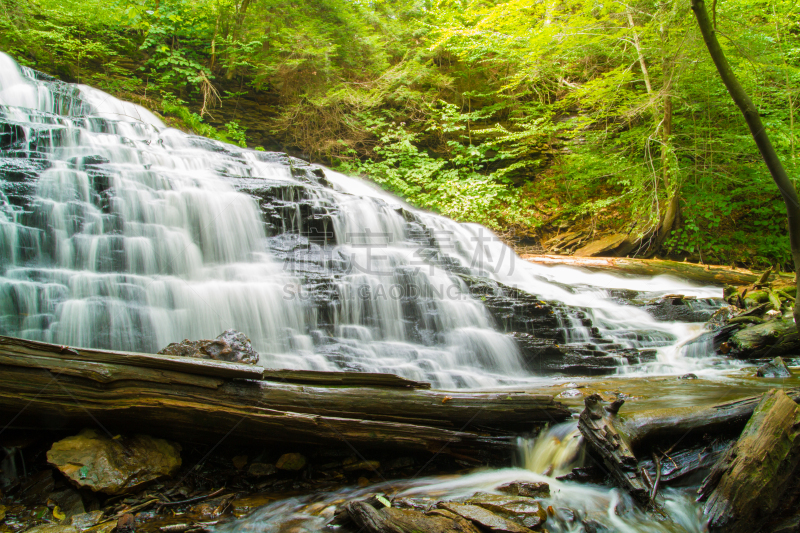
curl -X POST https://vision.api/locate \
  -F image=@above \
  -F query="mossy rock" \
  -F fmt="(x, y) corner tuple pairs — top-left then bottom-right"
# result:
(725, 318), (800, 360)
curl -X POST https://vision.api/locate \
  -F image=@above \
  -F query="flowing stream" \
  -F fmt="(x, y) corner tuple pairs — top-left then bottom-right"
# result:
(0, 53), (754, 530)
(215, 421), (707, 533)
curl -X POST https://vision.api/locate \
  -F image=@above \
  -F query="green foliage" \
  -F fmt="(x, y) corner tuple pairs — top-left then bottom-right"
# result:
(161, 94), (246, 147)
(224, 121), (247, 147)
(1, 0), (798, 267)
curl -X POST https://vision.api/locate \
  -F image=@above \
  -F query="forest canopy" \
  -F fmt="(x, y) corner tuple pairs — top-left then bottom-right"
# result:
(1, 0), (798, 267)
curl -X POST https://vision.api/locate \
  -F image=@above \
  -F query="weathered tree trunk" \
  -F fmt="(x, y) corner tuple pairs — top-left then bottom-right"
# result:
(699, 389), (800, 532)
(577, 388), (800, 501)
(0, 336), (569, 457)
(578, 395), (649, 502)
(622, 387), (800, 452)
(520, 254), (763, 286)
(691, 0), (800, 331)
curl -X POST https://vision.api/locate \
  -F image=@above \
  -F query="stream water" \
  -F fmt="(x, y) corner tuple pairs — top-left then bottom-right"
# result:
(0, 52), (767, 531)
(214, 420), (708, 533)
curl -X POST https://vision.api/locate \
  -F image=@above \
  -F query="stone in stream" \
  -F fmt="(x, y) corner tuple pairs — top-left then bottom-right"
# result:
(47, 429), (181, 495)
(756, 356), (793, 378)
(582, 518), (613, 533)
(436, 502), (535, 533)
(158, 329), (259, 364)
(230, 494), (278, 518)
(69, 511), (104, 531)
(642, 294), (719, 323)
(464, 494), (547, 529)
(496, 481), (550, 498)
(344, 501), (480, 533)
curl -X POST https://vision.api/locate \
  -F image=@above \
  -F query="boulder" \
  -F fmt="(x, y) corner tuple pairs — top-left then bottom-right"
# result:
(158, 329), (259, 364)
(757, 356), (793, 378)
(47, 429), (181, 495)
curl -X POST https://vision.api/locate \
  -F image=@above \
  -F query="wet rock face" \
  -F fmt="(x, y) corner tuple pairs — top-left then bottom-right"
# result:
(459, 275), (661, 375)
(336, 486), (553, 533)
(463, 494), (547, 529)
(757, 356), (793, 378)
(344, 501), (480, 533)
(158, 329), (259, 364)
(497, 481), (550, 499)
(642, 295), (720, 323)
(47, 429), (181, 495)
(436, 502), (535, 533)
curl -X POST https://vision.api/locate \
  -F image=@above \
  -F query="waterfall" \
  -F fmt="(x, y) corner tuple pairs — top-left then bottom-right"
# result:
(0, 53), (724, 386)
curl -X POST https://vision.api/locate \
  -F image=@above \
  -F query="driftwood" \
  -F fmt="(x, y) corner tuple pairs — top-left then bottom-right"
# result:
(578, 388), (800, 502)
(622, 387), (800, 451)
(578, 394), (648, 502)
(0, 336), (569, 457)
(520, 254), (773, 286)
(0, 336), (429, 389)
(699, 389), (800, 533)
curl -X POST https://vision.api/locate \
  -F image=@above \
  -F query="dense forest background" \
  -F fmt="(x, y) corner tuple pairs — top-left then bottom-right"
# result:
(1, 0), (797, 268)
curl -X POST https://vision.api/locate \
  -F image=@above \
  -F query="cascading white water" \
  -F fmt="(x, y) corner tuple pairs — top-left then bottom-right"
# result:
(214, 423), (707, 532)
(0, 52), (726, 388)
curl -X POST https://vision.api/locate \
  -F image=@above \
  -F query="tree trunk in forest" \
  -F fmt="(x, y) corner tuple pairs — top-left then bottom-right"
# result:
(627, 12), (653, 95)
(654, 89), (679, 251)
(0, 336), (569, 457)
(626, 10), (680, 257)
(691, 0), (800, 332)
(226, 0), (252, 79)
(698, 389), (800, 532)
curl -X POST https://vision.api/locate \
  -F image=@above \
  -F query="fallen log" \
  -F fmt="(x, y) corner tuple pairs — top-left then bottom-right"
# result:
(622, 387), (800, 451)
(578, 388), (800, 501)
(0, 336), (569, 457)
(578, 394), (648, 503)
(0, 336), (430, 389)
(699, 389), (800, 533)
(520, 254), (773, 286)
